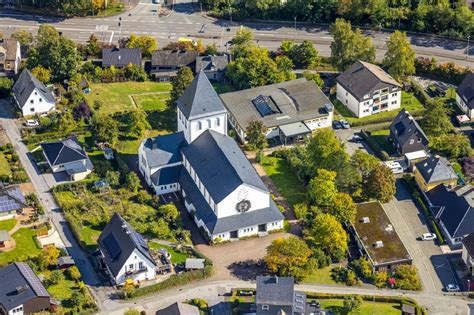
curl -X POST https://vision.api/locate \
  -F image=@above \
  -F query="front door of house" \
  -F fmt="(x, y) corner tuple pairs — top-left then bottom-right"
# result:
(230, 230), (238, 239)
(258, 224), (267, 232)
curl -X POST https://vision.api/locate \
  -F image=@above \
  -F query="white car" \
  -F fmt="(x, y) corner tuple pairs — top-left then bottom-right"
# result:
(350, 135), (363, 143)
(383, 161), (403, 174)
(445, 284), (460, 292)
(421, 233), (437, 241)
(25, 119), (39, 127)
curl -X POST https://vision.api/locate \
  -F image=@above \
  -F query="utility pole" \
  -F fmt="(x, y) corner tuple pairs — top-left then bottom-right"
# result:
(467, 35), (470, 59)
(118, 17), (122, 39)
(294, 16), (297, 41)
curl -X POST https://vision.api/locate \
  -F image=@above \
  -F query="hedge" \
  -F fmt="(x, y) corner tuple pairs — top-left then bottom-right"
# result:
(360, 130), (390, 161)
(349, 110), (424, 127)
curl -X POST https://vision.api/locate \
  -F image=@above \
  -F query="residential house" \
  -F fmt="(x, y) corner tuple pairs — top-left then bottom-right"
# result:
(40, 137), (93, 181)
(195, 54), (229, 83)
(150, 50), (198, 81)
(138, 71), (284, 242)
(256, 276), (306, 315)
(157, 302), (200, 315)
(414, 156), (458, 192)
(426, 184), (474, 248)
(219, 78), (334, 145)
(0, 38), (21, 76)
(456, 73), (474, 120)
(0, 262), (52, 315)
(351, 202), (412, 271)
(102, 47), (142, 68)
(0, 185), (26, 221)
(12, 69), (56, 117)
(462, 233), (474, 280)
(97, 213), (157, 285)
(389, 109), (429, 156)
(336, 60), (402, 118)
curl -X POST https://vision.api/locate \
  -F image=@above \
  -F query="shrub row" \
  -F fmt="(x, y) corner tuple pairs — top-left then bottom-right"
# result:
(409, 78), (433, 105)
(360, 130), (390, 161)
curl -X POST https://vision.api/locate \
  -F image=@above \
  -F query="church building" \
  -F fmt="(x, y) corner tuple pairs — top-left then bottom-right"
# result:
(138, 71), (285, 242)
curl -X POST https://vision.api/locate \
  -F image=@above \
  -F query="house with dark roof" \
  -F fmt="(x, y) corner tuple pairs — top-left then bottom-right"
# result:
(157, 302), (200, 315)
(426, 184), (474, 248)
(456, 73), (474, 120)
(336, 60), (402, 118)
(150, 50), (198, 81)
(389, 109), (429, 156)
(40, 137), (93, 181)
(97, 213), (157, 285)
(352, 202), (412, 271)
(139, 71), (284, 242)
(414, 156), (458, 192)
(462, 233), (474, 280)
(0, 38), (21, 76)
(0, 185), (26, 221)
(0, 262), (51, 315)
(219, 78), (334, 144)
(256, 276), (306, 315)
(102, 47), (142, 68)
(12, 69), (56, 117)
(195, 54), (229, 83)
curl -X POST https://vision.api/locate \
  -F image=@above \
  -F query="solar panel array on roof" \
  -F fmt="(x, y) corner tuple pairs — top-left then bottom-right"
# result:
(129, 227), (149, 251)
(16, 263), (49, 297)
(0, 196), (22, 212)
(102, 233), (121, 260)
(252, 95), (281, 117)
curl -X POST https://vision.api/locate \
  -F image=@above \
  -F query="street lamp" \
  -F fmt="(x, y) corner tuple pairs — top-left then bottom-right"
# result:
(294, 16), (297, 41)
(468, 279), (471, 292)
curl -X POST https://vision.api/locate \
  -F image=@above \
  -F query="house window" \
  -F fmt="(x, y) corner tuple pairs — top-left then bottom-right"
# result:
(34, 91), (37, 95)
(207, 119), (211, 128)
(39, 98), (42, 102)
(262, 305), (269, 310)
(418, 138), (422, 143)
(129, 264), (134, 269)
(30, 99), (34, 104)
(216, 117), (220, 126)
(139, 261), (144, 269)
(345, 92), (348, 96)
(30, 108), (35, 112)
(391, 100), (397, 105)
(197, 121), (202, 130)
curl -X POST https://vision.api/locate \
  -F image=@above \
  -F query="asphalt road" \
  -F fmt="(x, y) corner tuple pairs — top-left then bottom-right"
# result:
(0, 1), (473, 66)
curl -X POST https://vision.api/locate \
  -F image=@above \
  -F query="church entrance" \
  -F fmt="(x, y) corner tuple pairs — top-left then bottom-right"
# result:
(230, 230), (238, 239)
(258, 224), (267, 232)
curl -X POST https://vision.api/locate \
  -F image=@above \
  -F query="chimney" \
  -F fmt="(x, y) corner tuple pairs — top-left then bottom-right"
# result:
(152, 138), (157, 150)
(16, 285), (29, 295)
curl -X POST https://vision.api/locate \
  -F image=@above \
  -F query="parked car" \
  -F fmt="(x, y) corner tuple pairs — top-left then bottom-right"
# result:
(25, 119), (39, 127)
(445, 284), (460, 292)
(383, 161), (403, 174)
(340, 119), (350, 129)
(349, 135), (363, 143)
(333, 120), (343, 129)
(421, 233), (437, 241)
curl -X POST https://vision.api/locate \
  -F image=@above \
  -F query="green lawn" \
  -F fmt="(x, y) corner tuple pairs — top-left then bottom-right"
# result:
(317, 299), (401, 315)
(212, 83), (237, 94)
(132, 93), (170, 111)
(84, 82), (171, 116)
(47, 275), (76, 302)
(334, 92), (424, 126)
(303, 266), (338, 285)
(369, 129), (395, 154)
(0, 228), (41, 266)
(0, 154), (12, 175)
(260, 156), (306, 205)
(149, 242), (188, 264)
(79, 226), (102, 250)
(0, 218), (17, 231)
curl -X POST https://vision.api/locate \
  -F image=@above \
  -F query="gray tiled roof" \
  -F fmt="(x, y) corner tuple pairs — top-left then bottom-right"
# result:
(389, 109), (429, 147)
(336, 60), (401, 101)
(40, 137), (88, 166)
(196, 55), (229, 72)
(415, 156), (457, 184)
(256, 276), (294, 306)
(12, 69), (55, 108)
(182, 130), (267, 203)
(177, 70), (227, 120)
(102, 48), (142, 67)
(151, 165), (182, 186)
(427, 185), (474, 238)
(142, 132), (186, 168)
(157, 302), (200, 315)
(0, 263), (50, 311)
(457, 73), (474, 110)
(219, 78), (332, 131)
(0, 39), (19, 61)
(98, 213), (156, 277)
(151, 50), (198, 67)
(0, 185), (26, 214)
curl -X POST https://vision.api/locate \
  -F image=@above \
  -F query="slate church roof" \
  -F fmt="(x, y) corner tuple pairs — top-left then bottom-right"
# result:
(143, 132), (186, 169)
(41, 137), (88, 166)
(12, 69), (55, 108)
(415, 156), (458, 184)
(177, 70), (227, 120)
(457, 73), (474, 110)
(97, 213), (156, 277)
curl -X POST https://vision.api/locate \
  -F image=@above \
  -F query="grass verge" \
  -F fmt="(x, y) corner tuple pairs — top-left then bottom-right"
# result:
(0, 218), (17, 231)
(303, 265), (338, 285)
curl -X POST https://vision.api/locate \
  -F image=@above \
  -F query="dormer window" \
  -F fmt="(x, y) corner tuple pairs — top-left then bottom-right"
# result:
(197, 121), (202, 130)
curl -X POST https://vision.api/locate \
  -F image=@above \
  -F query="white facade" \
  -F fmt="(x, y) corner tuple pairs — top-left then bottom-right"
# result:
(16, 87), (56, 117)
(102, 248), (156, 285)
(177, 107), (227, 143)
(456, 93), (474, 120)
(8, 305), (23, 315)
(336, 83), (401, 118)
(217, 185), (270, 218)
(462, 245), (474, 270)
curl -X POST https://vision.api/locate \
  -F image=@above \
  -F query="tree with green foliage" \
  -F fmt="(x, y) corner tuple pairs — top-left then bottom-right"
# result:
(383, 31), (415, 80)
(351, 149), (379, 178)
(350, 257), (373, 279)
(231, 27), (254, 58)
(27, 25), (81, 82)
(204, 43), (219, 55)
(125, 110), (150, 138)
(86, 33), (101, 57)
(69, 291), (85, 312)
(125, 63), (148, 81)
(431, 133), (472, 159)
(170, 66), (194, 105)
(40, 246), (60, 269)
(11, 29), (33, 46)
(91, 116), (119, 145)
(302, 71), (324, 88)
(158, 203), (180, 223)
(365, 163), (396, 203)
(68, 266), (81, 282)
(279, 40), (320, 69)
(330, 19), (376, 71)
(0, 77), (13, 97)
(275, 55), (296, 81)
(421, 101), (453, 137)
(125, 34), (157, 58)
(394, 264), (421, 290)
(126, 172), (141, 193)
(328, 192), (356, 223)
(106, 170), (120, 187)
(306, 213), (347, 259)
(264, 236), (312, 280)
(305, 128), (348, 175)
(246, 120), (268, 151)
(49, 270), (65, 285)
(308, 169), (337, 207)
(31, 65), (51, 84)
(343, 295), (363, 313)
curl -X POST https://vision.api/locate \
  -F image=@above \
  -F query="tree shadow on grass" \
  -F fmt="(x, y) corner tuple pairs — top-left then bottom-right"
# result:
(228, 259), (269, 281)
(147, 107), (176, 133)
